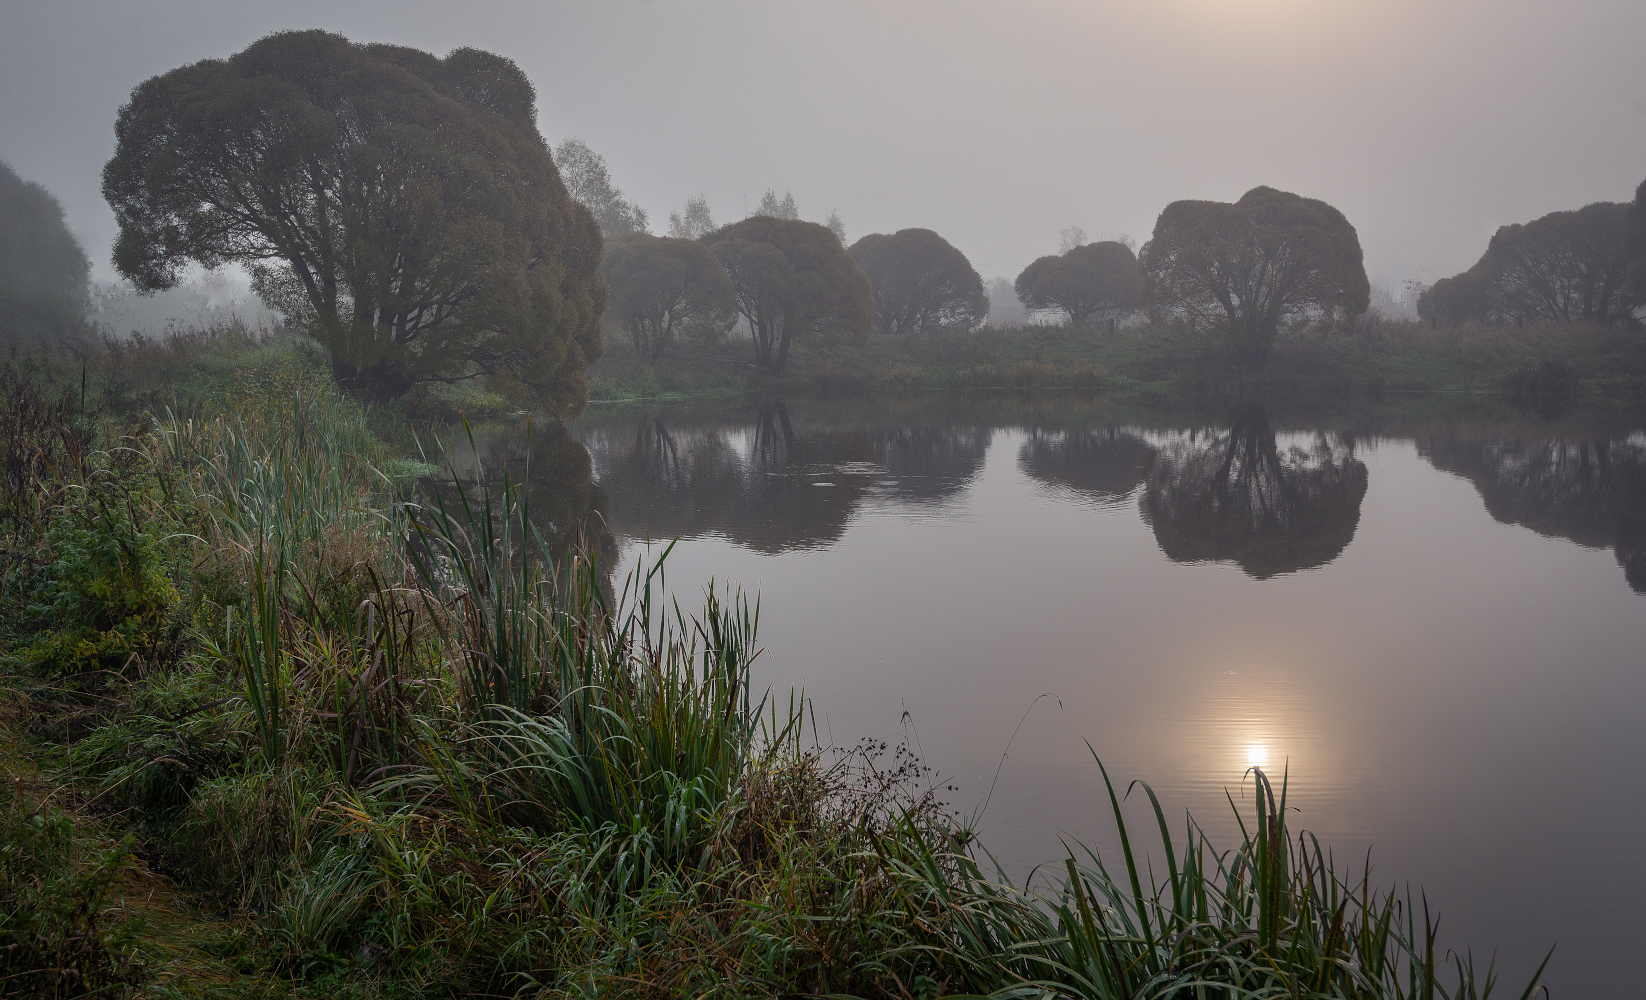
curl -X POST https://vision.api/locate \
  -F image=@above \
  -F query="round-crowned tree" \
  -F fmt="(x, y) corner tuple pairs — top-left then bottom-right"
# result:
(1424, 200), (1632, 327)
(1417, 269), (1489, 326)
(1481, 202), (1630, 325)
(701, 216), (872, 376)
(1014, 241), (1141, 327)
(848, 228), (986, 335)
(0, 160), (91, 346)
(600, 232), (734, 362)
(103, 31), (604, 415)
(1140, 186), (1369, 365)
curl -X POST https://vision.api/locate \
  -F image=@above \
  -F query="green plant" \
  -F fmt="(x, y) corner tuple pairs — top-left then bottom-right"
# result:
(0, 780), (148, 998)
(24, 487), (180, 675)
(891, 755), (1549, 1000)
(406, 431), (782, 877)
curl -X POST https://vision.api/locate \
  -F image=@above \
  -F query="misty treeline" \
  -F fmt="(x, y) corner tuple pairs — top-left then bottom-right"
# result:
(1417, 188), (1646, 327)
(5, 29), (1645, 411)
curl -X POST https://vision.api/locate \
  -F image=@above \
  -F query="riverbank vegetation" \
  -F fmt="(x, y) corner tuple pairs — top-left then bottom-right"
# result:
(0, 329), (1552, 998)
(588, 313), (1646, 404)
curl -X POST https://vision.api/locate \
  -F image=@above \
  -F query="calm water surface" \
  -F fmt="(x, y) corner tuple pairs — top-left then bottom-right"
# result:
(492, 394), (1645, 995)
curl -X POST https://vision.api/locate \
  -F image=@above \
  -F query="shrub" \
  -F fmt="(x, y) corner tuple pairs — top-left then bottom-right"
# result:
(25, 494), (180, 675)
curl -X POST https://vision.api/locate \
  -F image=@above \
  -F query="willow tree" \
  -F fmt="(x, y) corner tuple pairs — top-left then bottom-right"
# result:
(0, 160), (91, 346)
(1140, 186), (1369, 365)
(849, 228), (987, 335)
(1477, 202), (1630, 324)
(1014, 241), (1141, 327)
(702, 216), (872, 376)
(1417, 269), (1489, 326)
(601, 232), (734, 362)
(103, 30), (604, 414)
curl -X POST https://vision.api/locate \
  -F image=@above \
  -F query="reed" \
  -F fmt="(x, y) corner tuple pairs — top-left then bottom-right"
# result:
(890, 752), (1548, 1000)
(404, 426), (784, 876)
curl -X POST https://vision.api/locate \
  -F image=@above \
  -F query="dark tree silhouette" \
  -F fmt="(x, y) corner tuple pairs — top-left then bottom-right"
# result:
(103, 31), (604, 414)
(848, 228), (987, 334)
(1140, 404), (1368, 579)
(1140, 187), (1369, 365)
(1014, 241), (1141, 327)
(702, 216), (872, 375)
(0, 160), (91, 345)
(601, 232), (735, 362)
(1417, 269), (1490, 326)
(1623, 177), (1646, 315)
(1018, 428), (1156, 508)
(1475, 202), (1631, 324)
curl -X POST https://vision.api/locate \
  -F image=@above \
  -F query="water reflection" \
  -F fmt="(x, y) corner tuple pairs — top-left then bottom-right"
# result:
(580, 402), (992, 552)
(434, 422), (617, 568)
(1018, 427), (1155, 508)
(1139, 404), (1368, 579)
(561, 394), (1646, 997)
(1419, 433), (1646, 592)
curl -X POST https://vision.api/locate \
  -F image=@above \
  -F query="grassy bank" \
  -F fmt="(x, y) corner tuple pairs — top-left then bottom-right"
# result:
(589, 317), (1646, 404)
(0, 331), (1547, 998)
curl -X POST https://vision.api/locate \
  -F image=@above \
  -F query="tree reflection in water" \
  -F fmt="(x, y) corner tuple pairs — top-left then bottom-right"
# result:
(1140, 403), (1368, 579)
(570, 398), (1646, 595)
(580, 402), (990, 553)
(1018, 427), (1156, 508)
(1420, 434), (1646, 593)
(433, 421), (616, 570)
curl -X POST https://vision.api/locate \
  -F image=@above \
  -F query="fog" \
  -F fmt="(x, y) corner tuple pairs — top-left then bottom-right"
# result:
(2, 0), (1643, 292)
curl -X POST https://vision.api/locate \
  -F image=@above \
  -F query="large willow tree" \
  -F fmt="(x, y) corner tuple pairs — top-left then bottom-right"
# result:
(1140, 186), (1369, 365)
(103, 31), (605, 414)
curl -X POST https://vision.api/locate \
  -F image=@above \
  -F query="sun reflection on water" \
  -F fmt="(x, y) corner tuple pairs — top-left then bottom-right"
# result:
(1245, 742), (1270, 769)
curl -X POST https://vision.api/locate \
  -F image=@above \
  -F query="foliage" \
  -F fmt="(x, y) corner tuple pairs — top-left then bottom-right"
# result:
(1627, 176), (1646, 311)
(1473, 202), (1631, 325)
(554, 138), (650, 236)
(589, 310), (1646, 404)
(601, 232), (736, 362)
(0, 780), (148, 998)
(850, 228), (988, 334)
(702, 215), (874, 376)
(754, 188), (800, 220)
(1140, 186), (1370, 365)
(667, 194), (716, 240)
(103, 30), (605, 414)
(1016, 241), (1142, 327)
(24, 486), (182, 676)
(0, 161), (89, 302)
(0, 160), (93, 351)
(1418, 270), (1490, 326)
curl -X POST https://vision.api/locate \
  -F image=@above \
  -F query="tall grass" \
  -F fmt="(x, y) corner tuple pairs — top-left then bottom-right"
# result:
(155, 383), (386, 550)
(894, 754), (1548, 1000)
(404, 426), (783, 876)
(228, 541), (286, 767)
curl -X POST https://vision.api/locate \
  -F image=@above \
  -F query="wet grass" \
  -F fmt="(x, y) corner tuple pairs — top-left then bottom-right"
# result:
(0, 330), (1553, 998)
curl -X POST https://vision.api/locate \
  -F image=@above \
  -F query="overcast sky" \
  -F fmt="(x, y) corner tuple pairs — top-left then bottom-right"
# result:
(2, 0), (1643, 292)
